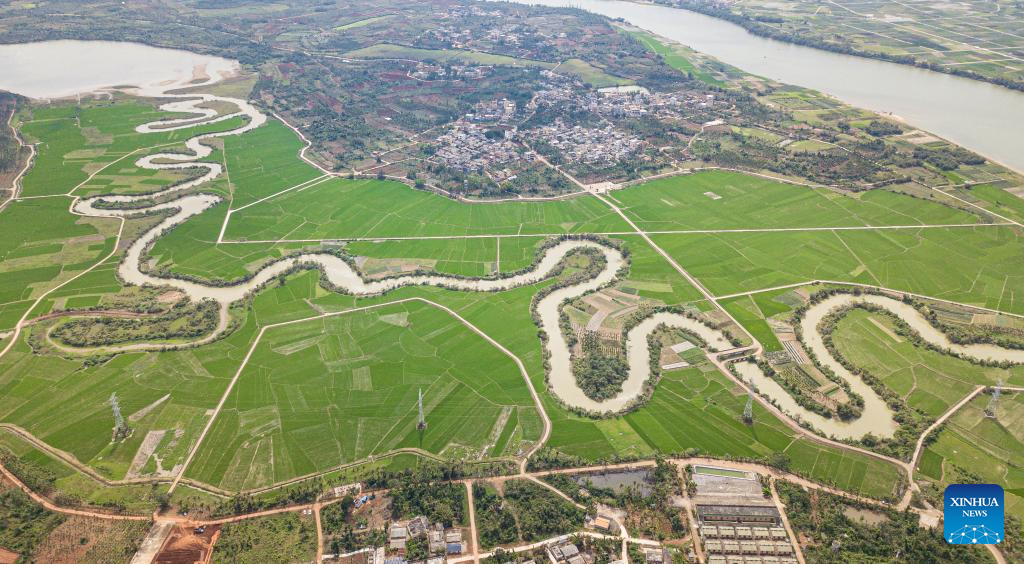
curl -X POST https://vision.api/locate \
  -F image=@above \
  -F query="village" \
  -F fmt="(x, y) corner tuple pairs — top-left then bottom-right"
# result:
(422, 65), (739, 193)
(306, 462), (803, 564)
(2, 0), (1022, 562)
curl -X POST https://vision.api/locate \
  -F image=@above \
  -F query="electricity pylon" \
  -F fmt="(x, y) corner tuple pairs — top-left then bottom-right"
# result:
(985, 379), (1003, 419)
(417, 388), (427, 431)
(109, 393), (130, 441)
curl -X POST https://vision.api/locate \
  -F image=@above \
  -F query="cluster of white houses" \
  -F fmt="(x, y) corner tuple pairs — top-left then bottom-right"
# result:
(433, 124), (527, 174)
(531, 119), (644, 168)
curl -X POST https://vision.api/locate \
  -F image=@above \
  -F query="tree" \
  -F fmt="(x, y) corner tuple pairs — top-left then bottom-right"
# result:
(767, 452), (790, 471)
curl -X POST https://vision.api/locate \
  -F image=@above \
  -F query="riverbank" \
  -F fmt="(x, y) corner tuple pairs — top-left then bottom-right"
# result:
(638, 0), (1023, 94)
(520, 0), (1024, 175)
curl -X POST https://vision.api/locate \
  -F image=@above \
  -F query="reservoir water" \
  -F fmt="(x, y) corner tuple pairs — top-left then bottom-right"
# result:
(522, 0), (1024, 174)
(0, 40), (237, 99)
(5, 26), (1022, 172)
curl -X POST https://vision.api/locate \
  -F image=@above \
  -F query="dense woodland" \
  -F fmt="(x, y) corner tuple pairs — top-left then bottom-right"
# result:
(389, 481), (466, 528)
(0, 94), (24, 168)
(475, 479), (585, 547)
(573, 330), (630, 401)
(474, 483), (519, 548)
(51, 299), (220, 347)
(0, 487), (66, 559)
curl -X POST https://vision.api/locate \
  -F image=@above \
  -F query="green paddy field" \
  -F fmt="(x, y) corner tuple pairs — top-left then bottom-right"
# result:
(4, 96), (1024, 506)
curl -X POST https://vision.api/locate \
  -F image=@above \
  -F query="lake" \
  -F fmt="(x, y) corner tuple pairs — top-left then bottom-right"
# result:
(522, 0), (1024, 173)
(0, 40), (237, 99)
(3, 23), (1021, 172)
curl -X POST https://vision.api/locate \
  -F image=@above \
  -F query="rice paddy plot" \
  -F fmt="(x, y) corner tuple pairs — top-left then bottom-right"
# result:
(626, 30), (722, 86)
(333, 14), (394, 31)
(75, 166), (200, 198)
(221, 119), (326, 208)
(555, 58), (634, 89)
(611, 170), (979, 231)
(919, 392), (1024, 519)
(151, 201), (318, 283)
(546, 366), (903, 500)
(831, 309), (1024, 417)
(0, 198), (117, 330)
(184, 300), (543, 491)
(749, 288), (802, 318)
(720, 295), (783, 352)
(613, 236), (705, 304)
(73, 143), (221, 198)
(223, 176), (630, 240)
(653, 226), (1024, 313)
(18, 100), (249, 197)
(0, 312), (258, 482)
(346, 236), (545, 277)
(964, 183), (1024, 225)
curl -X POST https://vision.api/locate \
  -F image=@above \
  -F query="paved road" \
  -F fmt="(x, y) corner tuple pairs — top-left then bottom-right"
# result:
(465, 481), (480, 564)
(315, 502), (325, 563)
(129, 521), (175, 564)
(769, 479), (806, 564)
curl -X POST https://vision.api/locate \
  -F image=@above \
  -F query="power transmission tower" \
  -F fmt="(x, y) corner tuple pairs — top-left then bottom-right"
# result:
(109, 393), (130, 441)
(743, 390), (754, 425)
(417, 388), (427, 431)
(985, 379), (1003, 419)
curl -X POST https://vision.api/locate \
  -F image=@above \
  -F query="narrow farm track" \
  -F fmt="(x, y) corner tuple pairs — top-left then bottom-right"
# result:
(215, 221), (1012, 246)
(166, 297), (552, 493)
(769, 479), (807, 564)
(0, 104), (34, 212)
(0, 423), (233, 498)
(1, 73), (1020, 564)
(465, 481), (480, 564)
(314, 502), (325, 563)
(0, 454), (151, 522)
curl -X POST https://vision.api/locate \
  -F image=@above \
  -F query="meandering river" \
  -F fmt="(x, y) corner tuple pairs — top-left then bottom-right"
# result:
(521, 0), (1024, 174)
(3, 39), (1019, 436)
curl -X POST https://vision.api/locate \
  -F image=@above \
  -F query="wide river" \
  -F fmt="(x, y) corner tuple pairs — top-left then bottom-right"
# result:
(521, 0), (1024, 174)
(0, 40), (237, 99)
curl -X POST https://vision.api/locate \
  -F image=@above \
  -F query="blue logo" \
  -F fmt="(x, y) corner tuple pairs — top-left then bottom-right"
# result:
(944, 484), (1003, 545)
